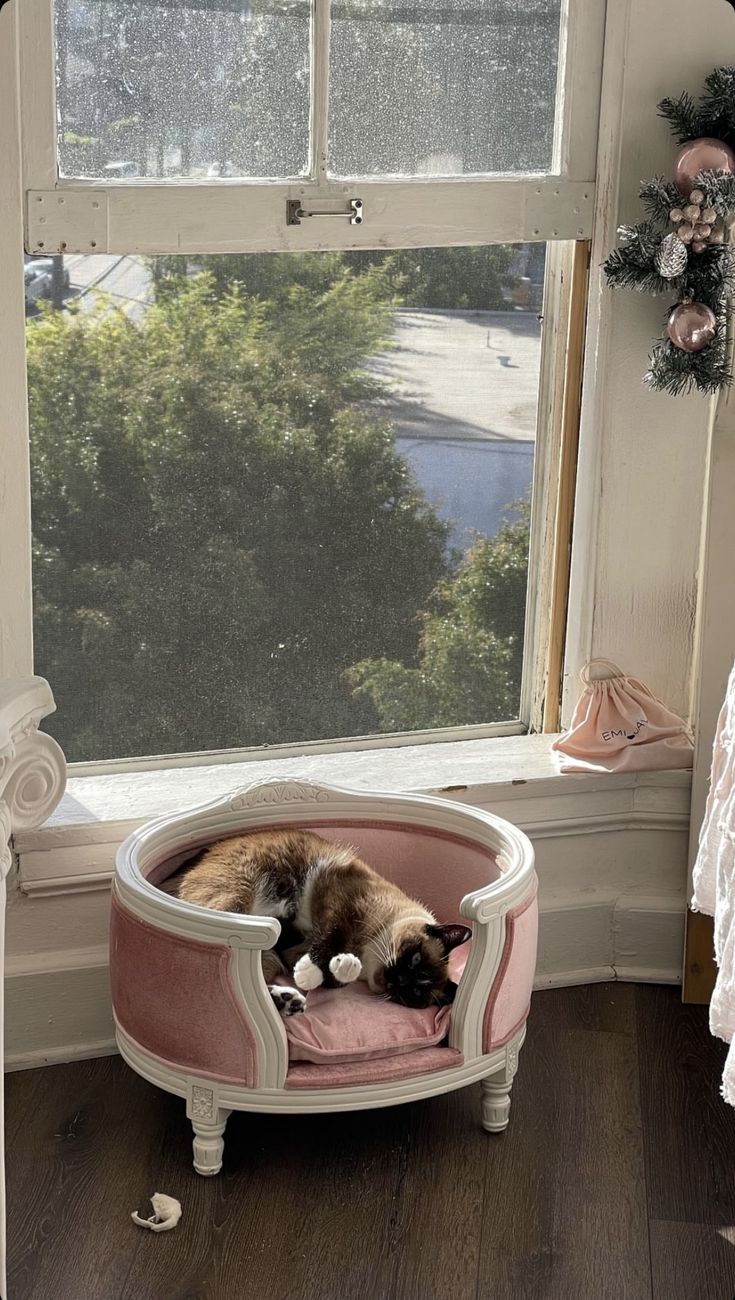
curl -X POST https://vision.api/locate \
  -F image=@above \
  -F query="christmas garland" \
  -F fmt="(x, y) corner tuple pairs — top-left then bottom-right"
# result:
(604, 66), (735, 396)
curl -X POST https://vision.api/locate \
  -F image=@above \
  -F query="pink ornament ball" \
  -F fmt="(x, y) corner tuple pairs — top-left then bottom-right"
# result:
(674, 137), (735, 193)
(667, 301), (717, 352)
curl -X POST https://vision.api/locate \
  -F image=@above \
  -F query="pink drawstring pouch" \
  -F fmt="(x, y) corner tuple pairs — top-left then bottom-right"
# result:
(552, 658), (694, 773)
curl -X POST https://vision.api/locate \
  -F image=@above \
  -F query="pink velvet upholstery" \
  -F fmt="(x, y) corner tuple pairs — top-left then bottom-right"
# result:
(110, 896), (259, 1086)
(283, 943), (470, 1064)
(482, 886), (538, 1050)
(286, 1045), (464, 1089)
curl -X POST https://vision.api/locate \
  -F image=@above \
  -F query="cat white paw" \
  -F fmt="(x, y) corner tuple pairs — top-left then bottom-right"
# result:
(294, 954), (324, 990)
(269, 986), (306, 1017)
(329, 953), (362, 984)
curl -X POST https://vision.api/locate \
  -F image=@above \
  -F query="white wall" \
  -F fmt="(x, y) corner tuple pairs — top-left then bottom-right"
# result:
(565, 0), (735, 723)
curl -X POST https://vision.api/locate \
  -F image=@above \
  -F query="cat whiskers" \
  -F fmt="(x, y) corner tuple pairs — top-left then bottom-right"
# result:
(367, 928), (396, 970)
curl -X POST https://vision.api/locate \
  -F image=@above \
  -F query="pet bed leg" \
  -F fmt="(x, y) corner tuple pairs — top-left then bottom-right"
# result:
(187, 1084), (231, 1175)
(191, 1109), (230, 1176)
(481, 1039), (521, 1133)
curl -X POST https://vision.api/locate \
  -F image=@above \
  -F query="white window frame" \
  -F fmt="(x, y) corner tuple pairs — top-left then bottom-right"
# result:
(7, 0), (606, 773)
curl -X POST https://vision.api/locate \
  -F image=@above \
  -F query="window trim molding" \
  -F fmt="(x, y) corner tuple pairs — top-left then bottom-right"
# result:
(25, 177), (596, 257)
(0, 1), (34, 682)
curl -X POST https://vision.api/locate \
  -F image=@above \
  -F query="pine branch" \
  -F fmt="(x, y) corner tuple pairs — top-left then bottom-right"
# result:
(700, 66), (735, 141)
(603, 222), (674, 295)
(681, 245), (735, 304)
(646, 319), (731, 396)
(692, 170), (735, 216)
(605, 218), (735, 303)
(658, 92), (705, 144)
(639, 176), (681, 224)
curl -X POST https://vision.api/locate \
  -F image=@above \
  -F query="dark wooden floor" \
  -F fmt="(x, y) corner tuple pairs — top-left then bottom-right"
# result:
(7, 983), (735, 1300)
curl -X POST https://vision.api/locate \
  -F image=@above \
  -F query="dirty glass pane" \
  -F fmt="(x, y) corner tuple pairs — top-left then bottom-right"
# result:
(55, 0), (310, 179)
(28, 244), (544, 761)
(329, 0), (562, 177)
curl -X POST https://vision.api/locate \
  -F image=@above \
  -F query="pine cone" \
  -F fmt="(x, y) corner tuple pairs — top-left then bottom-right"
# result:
(654, 232), (688, 278)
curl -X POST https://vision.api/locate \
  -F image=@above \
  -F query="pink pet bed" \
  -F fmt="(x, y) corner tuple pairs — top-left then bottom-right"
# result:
(110, 778), (537, 1174)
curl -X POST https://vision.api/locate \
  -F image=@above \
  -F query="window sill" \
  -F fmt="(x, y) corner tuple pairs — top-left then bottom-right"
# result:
(13, 733), (692, 898)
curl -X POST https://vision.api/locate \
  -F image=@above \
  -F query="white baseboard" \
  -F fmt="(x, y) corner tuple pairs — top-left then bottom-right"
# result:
(4, 889), (685, 1071)
(5, 1037), (117, 1072)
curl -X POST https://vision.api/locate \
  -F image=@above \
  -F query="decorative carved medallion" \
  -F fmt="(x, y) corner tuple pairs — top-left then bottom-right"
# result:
(229, 780), (331, 811)
(190, 1084), (216, 1120)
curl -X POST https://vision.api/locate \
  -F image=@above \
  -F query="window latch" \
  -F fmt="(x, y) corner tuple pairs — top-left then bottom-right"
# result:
(287, 198), (363, 227)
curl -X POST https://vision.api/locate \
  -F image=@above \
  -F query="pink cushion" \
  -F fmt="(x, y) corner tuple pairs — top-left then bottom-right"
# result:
(283, 942), (470, 1064)
(286, 1045), (464, 1089)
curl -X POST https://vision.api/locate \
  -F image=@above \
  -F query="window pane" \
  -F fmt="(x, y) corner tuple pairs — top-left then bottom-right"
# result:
(329, 0), (561, 177)
(28, 244), (544, 762)
(55, 0), (310, 179)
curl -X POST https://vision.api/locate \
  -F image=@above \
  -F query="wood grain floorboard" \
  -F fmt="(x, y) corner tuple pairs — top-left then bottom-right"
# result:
(120, 1097), (415, 1300)
(636, 984), (735, 1225)
(12, 985), (735, 1300)
(119, 1083), (488, 1300)
(478, 1022), (650, 1300)
(531, 982), (636, 1034)
(650, 1220), (735, 1300)
(4, 1068), (50, 1149)
(6, 1056), (176, 1300)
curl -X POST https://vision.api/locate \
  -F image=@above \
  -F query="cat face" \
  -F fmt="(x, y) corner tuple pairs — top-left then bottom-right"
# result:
(383, 923), (471, 1009)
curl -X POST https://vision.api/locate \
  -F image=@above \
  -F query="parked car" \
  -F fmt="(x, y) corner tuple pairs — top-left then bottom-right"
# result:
(24, 256), (70, 310)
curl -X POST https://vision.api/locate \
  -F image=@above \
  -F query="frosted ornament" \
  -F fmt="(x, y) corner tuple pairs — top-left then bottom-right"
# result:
(674, 137), (735, 193)
(667, 301), (717, 352)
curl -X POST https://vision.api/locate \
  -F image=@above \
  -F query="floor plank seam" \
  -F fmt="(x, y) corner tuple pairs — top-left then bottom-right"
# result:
(634, 990), (657, 1300)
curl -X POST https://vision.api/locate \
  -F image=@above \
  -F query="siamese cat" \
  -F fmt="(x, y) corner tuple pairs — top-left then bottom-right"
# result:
(163, 829), (470, 1017)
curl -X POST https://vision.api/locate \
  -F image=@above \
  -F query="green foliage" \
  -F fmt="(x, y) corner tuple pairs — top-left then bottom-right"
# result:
(700, 66), (735, 141)
(154, 245), (518, 316)
(603, 222), (679, 296)
(347, 510), (529, 731)
(658, 67), (735, 148)
(28, 270), (450, 760)
(345, 247), (516, 311)
(657, 92), (708, 146)
(638, 177), (682, 225)
(60, 131), (100, 177)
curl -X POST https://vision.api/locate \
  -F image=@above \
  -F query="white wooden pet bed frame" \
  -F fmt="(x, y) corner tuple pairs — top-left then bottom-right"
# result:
(110, 778), (538, 1174)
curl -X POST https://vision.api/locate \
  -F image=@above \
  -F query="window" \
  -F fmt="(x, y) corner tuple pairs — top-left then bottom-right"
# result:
(14, 0), (604, 769)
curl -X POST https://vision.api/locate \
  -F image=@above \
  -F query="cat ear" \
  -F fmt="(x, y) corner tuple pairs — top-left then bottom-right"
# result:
(426, 923), (472, 954)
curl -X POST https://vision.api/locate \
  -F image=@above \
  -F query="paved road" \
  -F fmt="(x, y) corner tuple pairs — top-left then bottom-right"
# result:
(64, 254), (153, 319)
(370, 308), (539, 544)
(397, 435), (532, 550)
(368, 308), (541, 443)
